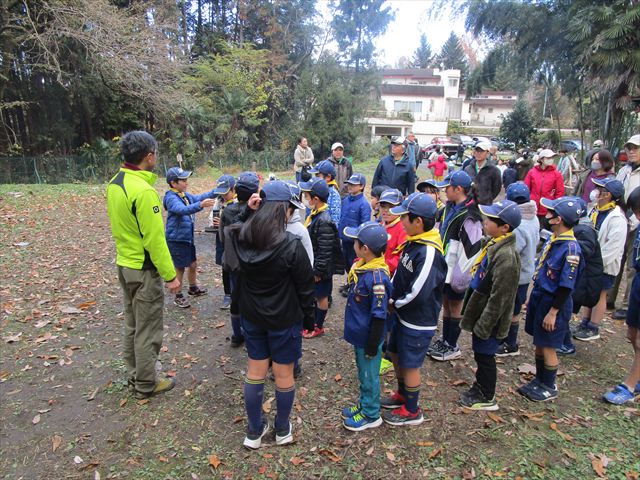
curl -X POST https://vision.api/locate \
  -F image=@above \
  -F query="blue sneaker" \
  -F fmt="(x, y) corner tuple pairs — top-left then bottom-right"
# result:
(556, 344), (576, 356)
(603, 384), (635, 405)
(524, 382), (558, 402)
(517, 378), (541, 397)
(341, 404), (361, 420)
(343, 412), (383, 431)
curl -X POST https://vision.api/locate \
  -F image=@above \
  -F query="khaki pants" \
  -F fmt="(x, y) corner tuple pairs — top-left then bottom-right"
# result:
(118, 266), (164, 393)
(608, 228), (636, 310)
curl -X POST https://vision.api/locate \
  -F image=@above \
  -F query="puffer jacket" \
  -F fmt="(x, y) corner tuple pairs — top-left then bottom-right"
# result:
(326, 156), (353, 198)
(234, 232), (315, 331)
(461, 235), (521, 340)
(523, 164), (565, 215)
(308, 210), (345, 279)
(595, 206), (628, 276)
(514, 201), (540, 285)
(463, 158), (502, 205)
(163, 189), (216, 243)
(338, 193), (372, 241)
(572, 218), (604, 310)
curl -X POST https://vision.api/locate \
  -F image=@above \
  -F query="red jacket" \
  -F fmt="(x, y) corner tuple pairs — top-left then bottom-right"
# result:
(524, 164), (565, 215)
(384, 219), (407, 275)
(428, 157), (448, 177)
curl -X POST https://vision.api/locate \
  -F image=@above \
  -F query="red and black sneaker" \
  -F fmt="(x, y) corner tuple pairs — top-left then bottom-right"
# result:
(380, 391), (406, 409)
(302, 327), (325, 339)
(382, 405), (424, 426)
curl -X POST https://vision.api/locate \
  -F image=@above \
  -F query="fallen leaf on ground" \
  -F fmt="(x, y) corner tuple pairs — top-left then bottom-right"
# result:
(87, 387), (99, 401)
(318, 448), (341, 462)
(522, 411), (545, 421)
(366, 446), (374, 455)
(214, 322), (225, 329)
(451, 379), (467, 386)
(74, 456), (84, 464)
(290, 457), (304, 465)
(60, 306), (83, 314)
(386, 451), (395, 462)
(550, 422), (573, 442)
(487, 412), (504, 423)
(416, 441), (434, 447)
(429, 447), (442, 460)
(32, 414), (41, 425)
(208, 454), (221, 469)
(334, 374), (342, 382)
(425, 380), (439, 387)
(518, 364), (536, 375)
(137, 399), (149, 406)
(262, 397), (274, 413)
(77, 301), (96, 309)
(3, 333), (22, 343)
(119, 398), (128, 407)
(52, 435), (63, 452)
(562, 448), (577, 460)
(592, 457), (606, 478)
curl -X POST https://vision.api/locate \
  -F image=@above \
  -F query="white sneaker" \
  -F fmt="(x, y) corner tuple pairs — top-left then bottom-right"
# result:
(243, 421), (270, 450)
(431, 343), (462, 362)
(275, 421), (293, 446)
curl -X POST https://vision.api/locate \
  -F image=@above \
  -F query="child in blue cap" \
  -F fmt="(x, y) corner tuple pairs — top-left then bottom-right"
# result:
(212, 174), (237, 310)
(310, 160), (341, 225)
(518, 197), (583, 402)
(459, 200), (522, 410)
(163, 167), (217, 308)
(380, 193), (447, 426)
(340, 221), (392, 431)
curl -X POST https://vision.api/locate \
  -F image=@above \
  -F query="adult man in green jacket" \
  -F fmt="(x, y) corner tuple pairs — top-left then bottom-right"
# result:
(107, 131), (180, 399)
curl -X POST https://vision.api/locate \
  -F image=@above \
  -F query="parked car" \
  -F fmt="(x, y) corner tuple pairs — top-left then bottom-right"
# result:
(450, 134), (475, 148)
(560, 139), (585, 152)
(420, 141), (460, 160)
(490, 137), (516, 151)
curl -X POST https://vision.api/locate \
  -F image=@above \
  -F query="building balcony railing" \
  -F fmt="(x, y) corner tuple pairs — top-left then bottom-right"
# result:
(365, 110), (459, 123)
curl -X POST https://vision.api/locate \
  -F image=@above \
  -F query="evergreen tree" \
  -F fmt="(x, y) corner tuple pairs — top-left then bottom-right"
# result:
(435, 33), (469, 86)
(499, 100), (537, 148)
(411, 34), (432, 68)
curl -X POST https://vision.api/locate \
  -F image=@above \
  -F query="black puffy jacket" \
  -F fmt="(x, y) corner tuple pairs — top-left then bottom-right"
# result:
(572, 221), (604, 311)
(308, 210), (345, 279)
(234, 232), (315, 331)
(464, 159), (502, 205)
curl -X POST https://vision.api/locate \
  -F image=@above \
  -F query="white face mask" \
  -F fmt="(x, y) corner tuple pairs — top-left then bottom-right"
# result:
(543, 157), (554, 166)
(591, 160), (602, 171)
(302, 197), (311, 209)
(589, 189), (599, 203)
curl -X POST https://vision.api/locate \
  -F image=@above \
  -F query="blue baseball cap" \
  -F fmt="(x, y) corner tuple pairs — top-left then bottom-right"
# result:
(576, 197), (589, 218)
(417, 179), (439, 191)
(236, 171), (260, 192)
(343, 221), (388, 253)
(505, 181), (531, 204)
(261, 180), (304, 209)
(379, 188), (403, 206)
(390, 192), (438, 218)
(213, 174), (236, 195)
(309, 160), (337, 178)
(540, 196), (583, 226)
(436, 170), (472, 189)
(166, 167), (192, 184)
(299, 177), (329, 203)
(592, 177), (625, 200)
(345, 172), (366, 186)
(479, 200), (522, 229)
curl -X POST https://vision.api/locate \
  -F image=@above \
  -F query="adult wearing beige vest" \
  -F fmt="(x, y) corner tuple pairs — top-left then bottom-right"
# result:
(293, 137), (314, 183)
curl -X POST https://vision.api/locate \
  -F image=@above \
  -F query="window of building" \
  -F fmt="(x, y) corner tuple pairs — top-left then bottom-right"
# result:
(429, 99), (435, 112)
(502, 95), (513, 99)
(448, 78), (458, 88)
(393, 100), (422, 113)
(488, 108), (494, 113)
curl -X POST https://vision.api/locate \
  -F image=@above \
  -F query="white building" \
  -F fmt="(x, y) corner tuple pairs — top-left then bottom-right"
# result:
(365, 68), (517, 142)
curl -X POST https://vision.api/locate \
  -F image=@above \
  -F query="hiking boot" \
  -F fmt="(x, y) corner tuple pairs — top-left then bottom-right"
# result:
(382, 405), (424, 426)
(556, 344), (576, 356)
(275, 421), (293, 446)
(230, 335), (245, 348)
(613, 309), (627, 320)
(302, 327), (324, 339)
(430, 342), (461, 362)
(134, 377), (176, 399)
(524, 382), (558, 402)
(174, 294), (191, 308)
(380, 391), (406, 409)
(427, 338), (446, 356)
(573, 325), (600, 342)
(341, 404), (361, 419)
(220, 294), (231, 310)
(343, 412), (383, 431)
(243, 421), (271, 450)
(187, 285), (207, 296)
(495, 343), (520, 357)
(603, 384), (636, 405)
(379, 357), (394, 375)
(459, 384), (498, 411)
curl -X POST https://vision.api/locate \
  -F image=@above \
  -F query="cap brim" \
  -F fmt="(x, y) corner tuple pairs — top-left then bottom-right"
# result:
(478, 204), (500, 218)
(213, 187), (230, 195)
(343, 226), (360, 239)
(379, 200), (401, 206)
(298, 181), (313, 191)
(591, 178), (607, 188)
(344, 180), (362, 185)
(308, 168), (319, 174)
(389, 205), (409, 215)
(435, 180), (450, 188)
(289, 198), (305, 209)
(540, 198), (556, 211)
(177, 171), (192, 179)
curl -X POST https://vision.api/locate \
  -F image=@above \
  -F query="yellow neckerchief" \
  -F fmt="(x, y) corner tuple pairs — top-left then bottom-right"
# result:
(393, 229), (444, 255)
(304, 203), (328, 228)
(589, 201), (616, 226)
(385, 217), (401, 229)
(224, 195), (237, 206)
(170, 187), (189, 205)
(470, 232), (513, 277)
(436, 198), (444, 211)
(533, 229), (577, 280)
(327, 179), (339, 189)
(347, 256), (390, 286)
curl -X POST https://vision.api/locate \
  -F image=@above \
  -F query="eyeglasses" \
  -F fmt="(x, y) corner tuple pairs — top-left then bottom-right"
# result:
(626, 145), (639, 152)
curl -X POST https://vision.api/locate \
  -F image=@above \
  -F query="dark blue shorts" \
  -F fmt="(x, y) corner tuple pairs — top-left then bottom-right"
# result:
(513, 283), (529, 316)
(167, 241), (196, 269)
(601, 273), (616, 291)
(241, 318), (302, 364)
(626, 273), (640, 329)
(472, 333), (500, 356)
(525, 287), (572, 348)
(443, 283), (466, 301)
(387, 321), (433, 369)
(315, 279), (332, 298)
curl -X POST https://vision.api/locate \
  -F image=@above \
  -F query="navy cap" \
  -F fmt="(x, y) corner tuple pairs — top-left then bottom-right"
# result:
(343, 221), (388, 253)
(479, 200), (522, 229)
(576, 197), (589, 218)
(213, 174), (236, 195)
(345, 172), (366, 186)
(540, 196), (583, 226)
(379, 188), (403, 206)
(309, 159), (337, 178)
(261, 180), (304, 209)
(299, 177), (329, 203)
(166, 167), (192, 184)
(390, 192), (438, 218)
(593, 177), (625, 200)
(437, 170), (472, 189)
(416, 179), (439, 191)
(505, 181), (531, 204)
(236, 171), (260, 192)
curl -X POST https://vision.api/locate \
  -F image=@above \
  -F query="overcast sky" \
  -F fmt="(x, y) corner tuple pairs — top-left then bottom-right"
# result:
(316, 0), (470, 67)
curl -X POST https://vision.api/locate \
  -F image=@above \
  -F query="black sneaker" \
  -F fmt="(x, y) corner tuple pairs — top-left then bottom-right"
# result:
(174, 294), (191, 308)
(188, 286), (207, 296)
(613, 309), (627, 320)
(459, 383), (498, 411)
(230, 335), (245, 348)
(495, 343), (520, 357)
(380, 391), (406, 409)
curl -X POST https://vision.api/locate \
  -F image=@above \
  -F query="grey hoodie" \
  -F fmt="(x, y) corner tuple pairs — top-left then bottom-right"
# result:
(286, 210), (314, 266)
(514, 200), (540, 285)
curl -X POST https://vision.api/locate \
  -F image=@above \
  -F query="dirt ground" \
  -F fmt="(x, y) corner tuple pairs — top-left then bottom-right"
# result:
(0, 181), (638, 480)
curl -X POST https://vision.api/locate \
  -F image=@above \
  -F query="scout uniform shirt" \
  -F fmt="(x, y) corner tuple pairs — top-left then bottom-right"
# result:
(533, 232), (582, 294)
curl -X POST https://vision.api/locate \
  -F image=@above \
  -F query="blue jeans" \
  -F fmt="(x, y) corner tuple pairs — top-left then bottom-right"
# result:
(354, 344), (382, 419)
